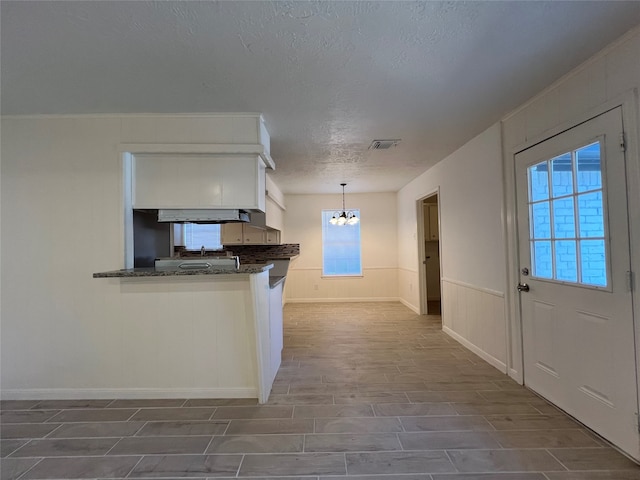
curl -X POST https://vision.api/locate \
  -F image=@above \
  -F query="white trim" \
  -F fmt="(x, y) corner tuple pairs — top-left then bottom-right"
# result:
(441, 277), (505, 298)
(266, 189), (287, 211)
(443, 326), (508, 374)
(120, 143), (274, 169)
(416, 188), (441, 315)
(285, 297), (401, 304)
(289, 266), (398, 272)
(509, 368), (524, 384)
(0, 388), (258, 401)
(0, 112), (265, 120)
(399, 298), (420, 314)
(398, 266), (419, 274)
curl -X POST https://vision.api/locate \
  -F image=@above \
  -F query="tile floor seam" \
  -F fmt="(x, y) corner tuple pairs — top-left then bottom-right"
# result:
(105, 399), (117, 408)
(235, 453), (246, 477)
(122, 454), (145, 478)
(13, 456), (44, 480)
(102, 436), (125, 456)
(207, 407), (218, 421)
(180, 399), (189, 407)
(202, 434), (216, 454)
(126, 409), (141, 422)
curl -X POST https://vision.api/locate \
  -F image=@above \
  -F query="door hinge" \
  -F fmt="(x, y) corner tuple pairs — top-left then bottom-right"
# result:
(627, 271), (634, 292)
(620, 132), (627, 152)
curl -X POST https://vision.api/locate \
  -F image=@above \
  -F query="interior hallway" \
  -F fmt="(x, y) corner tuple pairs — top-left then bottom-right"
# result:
(2, 302), (640, 479)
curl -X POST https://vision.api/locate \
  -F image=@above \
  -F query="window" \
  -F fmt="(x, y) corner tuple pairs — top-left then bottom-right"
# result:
(181, 224), (223, 250)
(322, 210), (362, 276)
(527, 140), (607, 287)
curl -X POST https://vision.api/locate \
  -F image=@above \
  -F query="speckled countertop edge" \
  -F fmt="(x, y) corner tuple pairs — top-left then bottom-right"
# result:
(93, 263), (273, 278)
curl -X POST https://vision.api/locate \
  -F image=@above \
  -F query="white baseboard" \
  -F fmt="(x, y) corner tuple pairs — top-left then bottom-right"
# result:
(0, 387), (257, 401)
(399, 298), (420, 314)
(442, 326), (508, 374)
(285, 297), (400, 304)
(509, 368), (524, 384)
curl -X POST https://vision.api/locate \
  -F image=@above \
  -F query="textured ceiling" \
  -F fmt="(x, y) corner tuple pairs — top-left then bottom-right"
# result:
(3, 1), (640, 194)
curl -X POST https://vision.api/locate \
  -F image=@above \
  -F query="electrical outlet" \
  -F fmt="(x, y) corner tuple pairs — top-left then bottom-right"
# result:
(409, 283), (413, 291)
(314, 284), (319, 291)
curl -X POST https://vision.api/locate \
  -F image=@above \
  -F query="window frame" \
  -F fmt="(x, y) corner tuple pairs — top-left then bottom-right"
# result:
(526, 137), (611, 291)
(321, 209), (363, 277)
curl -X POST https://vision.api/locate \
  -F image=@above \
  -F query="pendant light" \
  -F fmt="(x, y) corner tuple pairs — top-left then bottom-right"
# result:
(330, 183), (359, 226)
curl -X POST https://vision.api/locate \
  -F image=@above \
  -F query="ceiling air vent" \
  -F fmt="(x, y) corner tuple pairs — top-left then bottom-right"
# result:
(368, 139), (401, 150)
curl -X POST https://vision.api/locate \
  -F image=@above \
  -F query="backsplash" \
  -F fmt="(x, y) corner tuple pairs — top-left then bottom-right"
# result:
(225, 244), (300, 264)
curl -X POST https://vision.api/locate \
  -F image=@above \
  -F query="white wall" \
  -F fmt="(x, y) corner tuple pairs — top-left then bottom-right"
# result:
(283, 192), (398, 302)
(397, 123), (508, 371)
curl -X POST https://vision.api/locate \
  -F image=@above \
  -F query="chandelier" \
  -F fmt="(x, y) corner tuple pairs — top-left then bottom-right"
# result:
(330, 183), (359, 226)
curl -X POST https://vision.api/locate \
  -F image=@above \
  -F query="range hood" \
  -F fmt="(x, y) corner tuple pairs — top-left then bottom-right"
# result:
(157, 209), (250, 224)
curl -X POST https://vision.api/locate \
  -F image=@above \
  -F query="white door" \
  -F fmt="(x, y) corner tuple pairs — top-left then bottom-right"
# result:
(516, 107), (638, 460)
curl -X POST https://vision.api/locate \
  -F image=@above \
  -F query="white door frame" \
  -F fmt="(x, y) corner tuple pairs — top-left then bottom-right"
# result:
(416, 187), (441, 315)
(502, 89), (640, 412)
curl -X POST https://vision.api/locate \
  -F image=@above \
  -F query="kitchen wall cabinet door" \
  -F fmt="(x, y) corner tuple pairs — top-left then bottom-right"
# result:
(242, 225), (266, 244)
(265, 229), (280, 244)
(221, 223), (244, 244)
(132, 154), (266, 211)
(221, 224), (267, 244)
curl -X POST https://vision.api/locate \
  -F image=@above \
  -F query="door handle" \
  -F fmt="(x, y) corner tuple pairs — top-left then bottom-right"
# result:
(517, 283), (530, 292)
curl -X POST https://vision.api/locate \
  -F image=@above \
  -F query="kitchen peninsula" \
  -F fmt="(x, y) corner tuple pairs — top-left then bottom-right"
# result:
(93, 263), (279, 403)
(91, 114), (290, 404)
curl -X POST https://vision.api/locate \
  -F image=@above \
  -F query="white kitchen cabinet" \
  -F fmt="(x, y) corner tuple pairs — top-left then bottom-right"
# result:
(221, 223), (267, 245)
(265, 228), (280, 244)
(243, 224), (266, 244)
(426, 204), (439, 240)
(132, 153), (266, 211)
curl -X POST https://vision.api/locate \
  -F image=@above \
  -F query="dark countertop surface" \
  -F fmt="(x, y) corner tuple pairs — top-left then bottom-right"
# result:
(93, 263), (273, 278)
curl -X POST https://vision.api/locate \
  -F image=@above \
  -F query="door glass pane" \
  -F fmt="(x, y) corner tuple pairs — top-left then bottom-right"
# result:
(580, 239), (607, 286)
(576, 142), (602, 193)
(525, 140), (608, 288)
(555, 240), (578, 282)
(578, 191), (605, 238)
(551, 152), (573, 198)
(531, 201), (551, 239)
(528, 161), (549, 202)
(552, 197), (575, 239)
(532, 240), (553, 279)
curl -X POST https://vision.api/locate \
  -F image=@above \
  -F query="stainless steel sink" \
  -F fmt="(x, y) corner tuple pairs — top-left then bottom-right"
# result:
(155, 256), (239, 270)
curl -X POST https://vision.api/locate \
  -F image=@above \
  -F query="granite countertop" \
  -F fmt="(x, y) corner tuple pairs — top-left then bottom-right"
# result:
(93, 263), (273, 278)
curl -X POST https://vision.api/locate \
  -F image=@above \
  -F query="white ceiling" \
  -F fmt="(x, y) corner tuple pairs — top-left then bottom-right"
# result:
(3, 1), (640, 194)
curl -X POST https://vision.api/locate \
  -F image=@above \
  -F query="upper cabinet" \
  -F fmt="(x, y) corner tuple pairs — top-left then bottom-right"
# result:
(124, 114), (274, 211)
(133, 153), (266, 211)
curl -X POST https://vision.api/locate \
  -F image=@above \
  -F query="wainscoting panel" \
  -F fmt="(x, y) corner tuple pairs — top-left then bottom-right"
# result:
(442, 278), (507, 373)
(285, 268), (399, 303)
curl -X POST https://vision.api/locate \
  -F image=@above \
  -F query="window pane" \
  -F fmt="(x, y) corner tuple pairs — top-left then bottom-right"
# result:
(532, 240), (553, 279)
(576, 142), (602, 193)
(322, 210), (362, 276)
(552, 197), (575, 239)
(531, 201), (551, 239)
(551, 152), (573, 197)
(528, 161), (549, 202)
(555, 240), (577, 282)
(183, 224), (222, 250)
(580, 239), (607, 287)
(578, 191), (605, 238)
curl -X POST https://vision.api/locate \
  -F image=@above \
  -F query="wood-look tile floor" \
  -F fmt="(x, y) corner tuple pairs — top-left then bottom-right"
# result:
(2, 302), (640, 479)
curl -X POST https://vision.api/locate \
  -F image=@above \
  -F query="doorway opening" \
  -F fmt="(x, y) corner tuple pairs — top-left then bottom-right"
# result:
(418, 193), (441, 316)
